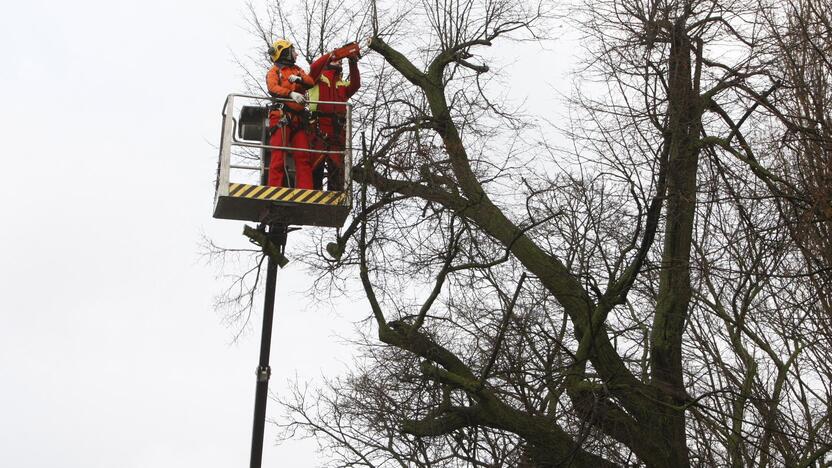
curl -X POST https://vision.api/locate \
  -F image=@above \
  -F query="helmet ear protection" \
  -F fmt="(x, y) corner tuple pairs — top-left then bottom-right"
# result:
(268, 39), (293, 62)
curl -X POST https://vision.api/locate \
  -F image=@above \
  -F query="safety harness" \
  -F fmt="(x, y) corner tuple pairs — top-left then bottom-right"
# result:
(267, 63), (312, 138)
(309, 111), (346, 147)
(266, 103), (312, 139)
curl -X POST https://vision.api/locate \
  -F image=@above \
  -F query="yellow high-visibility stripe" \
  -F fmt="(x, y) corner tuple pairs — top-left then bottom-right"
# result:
(328, 193), (344, 204)
(238, 185), (260, 197)
(308, 85), (320, 112)
(256, 186), (278, 199)
(247, 186), (269, 198)
(285, 189), (306, 202)
(226, 183), (347, 205)
(307, 191), (329, 204)
(309, 191), (330, 203)
(295, 190), (317, 203)
(270, 187), (291, 200)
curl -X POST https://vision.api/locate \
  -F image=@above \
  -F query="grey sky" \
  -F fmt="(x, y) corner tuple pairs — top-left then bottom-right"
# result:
(0, 1), (346, 466)
(0, 1), (571, 466)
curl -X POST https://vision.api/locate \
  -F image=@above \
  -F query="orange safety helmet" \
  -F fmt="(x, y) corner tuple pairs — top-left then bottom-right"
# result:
(268, 39), (293, 62)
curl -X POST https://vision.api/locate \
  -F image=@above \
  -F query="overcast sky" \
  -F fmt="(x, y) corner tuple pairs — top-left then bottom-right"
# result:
(0, 1), (570, 466)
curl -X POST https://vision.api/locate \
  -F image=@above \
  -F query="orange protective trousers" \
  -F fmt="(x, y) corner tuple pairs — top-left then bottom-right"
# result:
(268, 115), (313, 189)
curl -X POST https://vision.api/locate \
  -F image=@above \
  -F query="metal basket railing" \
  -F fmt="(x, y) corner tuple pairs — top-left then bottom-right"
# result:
(216, 93), (353, 198)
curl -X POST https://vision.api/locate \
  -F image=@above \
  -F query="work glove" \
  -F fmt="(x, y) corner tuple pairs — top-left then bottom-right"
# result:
(288, 74), (302, 83)
(289, 91), (306, 105)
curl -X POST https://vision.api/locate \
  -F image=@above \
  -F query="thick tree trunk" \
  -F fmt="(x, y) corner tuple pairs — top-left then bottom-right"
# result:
(648, 21), (702, 468)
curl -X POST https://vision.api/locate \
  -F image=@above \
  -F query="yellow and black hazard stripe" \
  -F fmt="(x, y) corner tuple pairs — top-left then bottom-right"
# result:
(228, 183), (348, 205)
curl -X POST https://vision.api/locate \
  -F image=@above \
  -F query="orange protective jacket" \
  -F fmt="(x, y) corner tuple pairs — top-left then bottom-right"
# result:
(266, 64), (315, 119)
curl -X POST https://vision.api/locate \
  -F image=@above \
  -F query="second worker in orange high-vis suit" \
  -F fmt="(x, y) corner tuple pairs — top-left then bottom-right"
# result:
(265, 39), (316, 188)
(307, 45), (361, 191)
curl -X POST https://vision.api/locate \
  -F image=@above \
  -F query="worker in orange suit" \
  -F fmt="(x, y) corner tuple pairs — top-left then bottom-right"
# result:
(308, 44), (361, 191)
(265, 39), (316, 188)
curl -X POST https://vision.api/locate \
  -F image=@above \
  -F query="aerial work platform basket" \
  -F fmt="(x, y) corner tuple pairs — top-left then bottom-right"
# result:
(212, 93), (353, 228)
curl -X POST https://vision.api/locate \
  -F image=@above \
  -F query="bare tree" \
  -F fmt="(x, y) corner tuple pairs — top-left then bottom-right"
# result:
(762, 0), (832, 314)
(212, 0), (832, 465)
